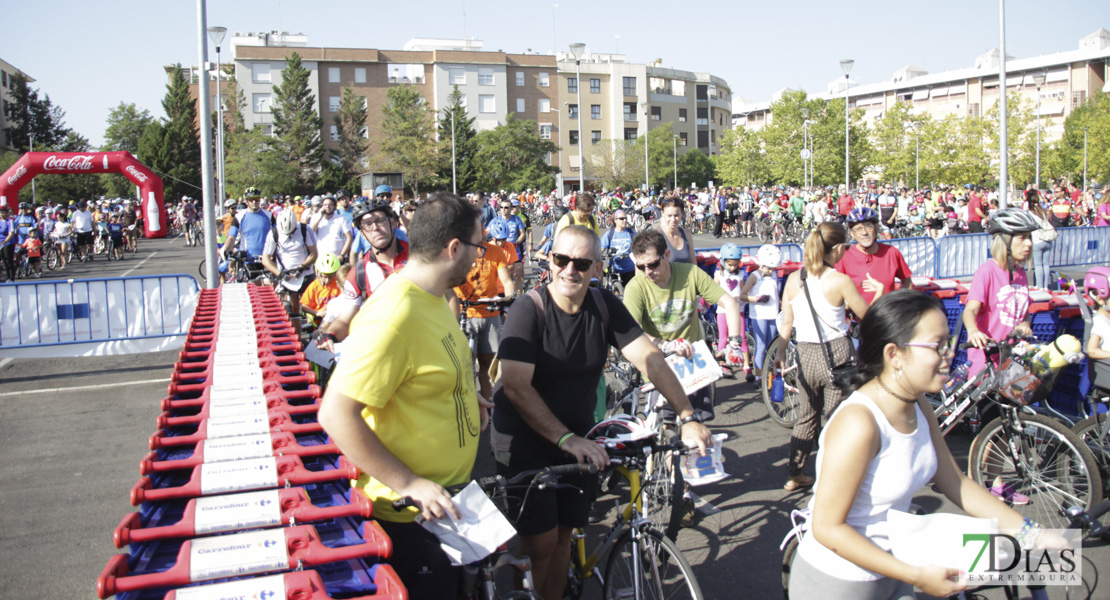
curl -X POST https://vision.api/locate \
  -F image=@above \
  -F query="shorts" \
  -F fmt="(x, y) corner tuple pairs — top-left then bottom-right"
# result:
(493, 449), (599, 536)
(376, 520), (460, 599)
(76, 231), (93, 246)
(463, 315), (501, 355)
(741, 212), (753, 222)
(790, 552), (914, 600)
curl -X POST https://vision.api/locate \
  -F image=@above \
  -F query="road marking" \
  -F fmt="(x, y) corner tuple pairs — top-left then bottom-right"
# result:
(0, 377), (170, 397)
(0, 358), (12, 370)
(120, 251), (158, 277)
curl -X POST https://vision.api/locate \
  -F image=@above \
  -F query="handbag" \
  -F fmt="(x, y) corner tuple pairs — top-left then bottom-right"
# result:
(799, 268), (857, 393)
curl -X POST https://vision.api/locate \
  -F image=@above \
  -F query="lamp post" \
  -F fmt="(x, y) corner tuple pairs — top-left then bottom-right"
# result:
(207, 26), (227, 211)
(551, 105), (563, 193)
(641, 101), (650, 192)
(1033, 71), (1046, 191)
(1084, 127), (1089, 191)
(195, 0), (218, 287)
(840, 59), (854, 192)
(450, 104), (457, 195)
(29, 134), (36, 204)
(801, 107), (810, 189)
(998, 0), (1010, 207)
(551, 4), (558, 55)
(911, 121), (921, 191)
(569, 43), (586, 192)
(673, 135), (678, 191)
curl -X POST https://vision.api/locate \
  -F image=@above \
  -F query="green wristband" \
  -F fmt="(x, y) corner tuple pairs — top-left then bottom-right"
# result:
(556, 431), (574, 449)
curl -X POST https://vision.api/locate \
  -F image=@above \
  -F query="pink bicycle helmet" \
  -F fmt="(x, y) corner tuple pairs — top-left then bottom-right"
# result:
(1084, 266), (1110, 302)
(585, 415), (653, 450)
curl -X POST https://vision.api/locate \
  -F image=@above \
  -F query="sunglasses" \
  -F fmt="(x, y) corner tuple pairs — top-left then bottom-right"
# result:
(635, 257), (663, 271)
(551, 253), (595, 272)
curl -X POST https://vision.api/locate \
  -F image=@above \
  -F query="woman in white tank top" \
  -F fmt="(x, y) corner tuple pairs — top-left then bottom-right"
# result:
(789, 290), (1060, 599)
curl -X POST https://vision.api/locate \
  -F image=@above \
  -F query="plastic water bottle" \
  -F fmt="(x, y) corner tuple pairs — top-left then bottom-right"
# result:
(944, 363), (970, 395)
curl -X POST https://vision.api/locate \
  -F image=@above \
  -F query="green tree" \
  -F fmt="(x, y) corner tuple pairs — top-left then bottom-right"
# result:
(588, 139), (641, 191)
(331, 87), (369, 189)
(985, 95), (1036, 188)
(5, 73), (70, 152)
(631, 123), (681, 191)
(272, 52), (324, 193)
(1048, 91), (1109, 187)
(101, 102), (155, 197)
(677, 148), (716, 188)
(716, 127), (770, 187)
(472, 114), (560, 191)
(436, 86), (479, 193)
(224, 126), (295, 195)
(137, 64), (202, 202)
(375, 84), (441, 197)
(868, 101), (926, 185)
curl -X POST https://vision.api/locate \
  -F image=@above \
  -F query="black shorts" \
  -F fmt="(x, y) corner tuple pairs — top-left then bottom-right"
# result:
(494, 449), (599, 536)
(376, 520), (460, 599)
(741, 212), (753, 222)
(76, 231), (93, 246)
(969, 221), (983, 233)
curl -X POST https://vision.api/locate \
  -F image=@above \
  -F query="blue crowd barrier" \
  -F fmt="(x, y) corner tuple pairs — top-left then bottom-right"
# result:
(886, 237), (938, 279)
(697, 243), (803, 264)
(1047, 226), (1110, 268)
(935, 233), (993, 279)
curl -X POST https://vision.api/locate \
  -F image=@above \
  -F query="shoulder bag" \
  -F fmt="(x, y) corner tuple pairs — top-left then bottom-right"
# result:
(800, 268), (857, 393)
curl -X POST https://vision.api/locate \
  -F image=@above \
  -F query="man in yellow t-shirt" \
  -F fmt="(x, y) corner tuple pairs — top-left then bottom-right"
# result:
(555, 191), (600, 236)
(319, 192), (490, 600)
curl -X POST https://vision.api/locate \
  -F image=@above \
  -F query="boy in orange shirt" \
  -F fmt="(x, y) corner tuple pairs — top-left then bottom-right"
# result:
(300, 253), (345, 328)
(21, 228), (43, 277)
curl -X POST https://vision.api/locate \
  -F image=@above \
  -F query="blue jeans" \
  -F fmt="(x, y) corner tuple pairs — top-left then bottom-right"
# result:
(751, 318), (778, 374)
(1032, 239), (1053, 289)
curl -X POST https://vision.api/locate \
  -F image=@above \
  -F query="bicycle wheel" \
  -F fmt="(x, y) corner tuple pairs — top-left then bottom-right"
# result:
(45, 247), (60, 271)
(642, 426), (688, 542)
(603, 527), (703, 600)
(968, 412), (1103, 529)
(106, 239), (114, 261)
(781, 534), (800, 600)
(1072, 414), (1110, 496)
(762, 340), (802, 428)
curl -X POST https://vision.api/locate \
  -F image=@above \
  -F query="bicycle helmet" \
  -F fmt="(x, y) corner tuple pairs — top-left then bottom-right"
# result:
(585, 414), (654, 450)
(719, 243), (743, 261)
(224, 198), (238, 208)
(374, 184), (393, 198)
(551, 206), (569, 223)
(18, 202), (30, 211)
(1084, 266), (1110, 302)
(488, 220), (510, 240)
(335, 189), (349, 199)
(243, 186), (262, 199)
(846, 206), (880, 225)
(986, 208), (1039, 236)
(315, 252), (341, 275)
(311, 196), (322, 207)
(756, 244), (782, 269)
(276, 209), (298, 236)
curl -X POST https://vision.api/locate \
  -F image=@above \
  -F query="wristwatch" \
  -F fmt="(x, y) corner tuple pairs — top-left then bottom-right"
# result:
(679, 414), (702, 426)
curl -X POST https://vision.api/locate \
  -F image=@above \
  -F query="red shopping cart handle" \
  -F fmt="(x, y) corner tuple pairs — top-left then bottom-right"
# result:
(113, 486), (372, 547)
(149, 411), (325, 450)
(183, 339), (304, 353)
(174, 352), (306, 370)
(168, 371), (316, 395)
(98, 521), (393, 598)
(170, 362), (312, 385)
(130, 454), (359, 505)
(159, 566), (406, 600)
(179, 348), (305, 362)
(157, 400), (320, 430)
(161, 385), (320, 411)
(140, 430), (337, 474)
(189, 323), (296, 336)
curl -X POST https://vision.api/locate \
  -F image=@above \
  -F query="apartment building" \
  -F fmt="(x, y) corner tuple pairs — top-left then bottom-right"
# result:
(733, 28), (1110, 143)
(0, 59), (34, 152)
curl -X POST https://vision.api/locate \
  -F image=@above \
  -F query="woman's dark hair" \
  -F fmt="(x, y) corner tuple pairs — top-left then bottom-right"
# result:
(660, 197), (686, 213)
(407, 192), (481, 261)
(852, 289), (945, 388)
(631, 228), (667, 257)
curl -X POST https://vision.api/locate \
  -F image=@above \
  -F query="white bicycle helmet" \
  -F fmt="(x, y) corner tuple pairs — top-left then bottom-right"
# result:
(276, 209), (298, 236)
(585, 415), (654, 450)
(756, 244), (782, 269)
(986, 208), (1039, 236)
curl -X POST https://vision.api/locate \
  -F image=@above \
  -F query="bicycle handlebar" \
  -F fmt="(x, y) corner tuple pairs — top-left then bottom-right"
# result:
(1066, 499), (1110, 539)
(390, 463), (598, 511)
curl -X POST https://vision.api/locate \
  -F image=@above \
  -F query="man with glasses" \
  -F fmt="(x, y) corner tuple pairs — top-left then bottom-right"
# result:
(489, 198), (527, 290)
(623, 228), (744, 421)
(492, 225), (712, 600)
(601, 209), (636, 288)
(310, 195), (353, 263)
(837, 206), (913, 305)
(221, 186), (272, 263)
(319, 192), (490, 600)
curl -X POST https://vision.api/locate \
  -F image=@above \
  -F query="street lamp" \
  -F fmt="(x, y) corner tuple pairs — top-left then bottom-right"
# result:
(207, 26), (227, 211)
(551, 104), (564, 193)
(708, 83), (717, 158)
(998, 0), (1010, 207)
(569, 43), (587, 192)
(450, 104), (457, 194)
(910, 121), (921, 191)
(801, 107), (810, 189)
(1033, 71), (1046, 191)
(840, 59), (854, 192)
(641, 101), (650, 192)
(1084, 126), (1089, 191)
(551, 4), (559, 55)
(672, 135), (678, 191)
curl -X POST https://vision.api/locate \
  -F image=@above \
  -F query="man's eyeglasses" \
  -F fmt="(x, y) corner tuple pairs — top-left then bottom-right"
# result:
(359, 216), (391, 230)
(902, 340), (953, 357)
(635, 257), (663, 271)
(551, 253), (595, 272)
(461, 240), (487, 258)
(500, 205), (512, 210)
(614, 217), (627, 221)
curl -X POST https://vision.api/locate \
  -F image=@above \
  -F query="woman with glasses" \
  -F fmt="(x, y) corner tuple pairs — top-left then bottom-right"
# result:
(789, 290), (1054, 599)
(654, 197), (697, 265)
(776, 222), (871, 492)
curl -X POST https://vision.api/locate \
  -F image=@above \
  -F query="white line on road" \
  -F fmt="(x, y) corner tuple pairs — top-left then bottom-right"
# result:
(120, 252), (158, 277)
(0, 377), (170, 397)
(0, 358), (11, 370)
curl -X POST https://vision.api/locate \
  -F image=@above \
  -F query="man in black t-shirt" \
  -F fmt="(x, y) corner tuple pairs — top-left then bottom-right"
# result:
(492, 225), (711, 600)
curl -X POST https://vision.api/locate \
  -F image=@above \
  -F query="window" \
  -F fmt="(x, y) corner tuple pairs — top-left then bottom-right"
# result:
(329, 96), (340, 112)
(697, 130), (709, 148)
(449, 67), (465, 85)
(516, 71), (525, 87)
(569, 130), (579, 146)
(590, 78), (600, 93)
(696, 84), (708, 100)
(261, 124), (273, 137)
(679, 132), (688, 146)
(651, 106), (661, 121)
(623, 103), (636, 121)
(968, 103), (980, 118)
(328, 67), (341, 83)
(696, 107), (708, 126)
(568, 104), (578, 119)
(251, 63), (271, 83)
(516, 98), (526, 113)
(478, 68), (494, 85)
(568, 77), (578, 93)
(539, 124), (552, 139)
(355, 68), (366, 83)
(540, 98), (551, 113)
(679, 108), (687, 122)
(538, 72), (550, 87)
(624, 128), (637, 143)
(252, 93), (271, 113)
(623, 77), (636, 96)
(330, 125), (339, 141)
(479, 95), (496, 113)
(1072, 91), (1087, 109)
(591, 130), (602, 144)
(1, 71), (7, 87)
(591, 105), (601, 120)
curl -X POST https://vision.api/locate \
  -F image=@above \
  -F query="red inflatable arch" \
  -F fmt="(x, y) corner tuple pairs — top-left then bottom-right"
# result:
(0, 151), (167, 238)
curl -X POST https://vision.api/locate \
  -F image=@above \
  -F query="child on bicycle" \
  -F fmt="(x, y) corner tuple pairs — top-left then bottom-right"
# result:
(300, 253), (344, 328)
(713, 243), (751, 378)
(21, 228), (43, 277)
(740, 244), (782, 382)
(1084, 266), (1110, 392)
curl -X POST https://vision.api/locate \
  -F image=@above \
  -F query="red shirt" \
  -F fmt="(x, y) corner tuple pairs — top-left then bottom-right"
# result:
(837, 195), (855, 216)
(835, 243), (913, 305)
(967, 194), (984, 223)
(341, 240), (409, 302)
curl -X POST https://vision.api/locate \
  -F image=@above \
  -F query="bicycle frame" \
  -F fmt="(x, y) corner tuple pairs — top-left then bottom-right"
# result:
(572, 463), (649, 585)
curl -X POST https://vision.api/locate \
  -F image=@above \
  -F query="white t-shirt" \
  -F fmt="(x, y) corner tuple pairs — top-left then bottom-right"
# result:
(747, 271), (780, 320)
(72, 210), (94, 233)
(262, 225), (318, 270)
(311, 213), (349, 256)
(1093, 313), (1110, 352)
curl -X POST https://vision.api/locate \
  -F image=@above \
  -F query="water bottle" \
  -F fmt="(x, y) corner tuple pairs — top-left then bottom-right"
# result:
(771, 372), (785, 403)
(944, 363), (969, 395)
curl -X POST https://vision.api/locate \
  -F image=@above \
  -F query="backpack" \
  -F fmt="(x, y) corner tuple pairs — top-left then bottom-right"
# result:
(269, 216), (309, 271)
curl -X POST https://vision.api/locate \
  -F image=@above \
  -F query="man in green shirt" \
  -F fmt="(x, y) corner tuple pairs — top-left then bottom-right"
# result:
(622, 229), (744, 421)
(789, 191), (806, 218)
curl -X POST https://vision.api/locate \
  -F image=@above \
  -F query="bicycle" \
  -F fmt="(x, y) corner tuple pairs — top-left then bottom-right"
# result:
(184, 220), (200, 247)
(197, 250), (265, 286)
(599, 249), (630, 297)
(761, 335), (804, 428)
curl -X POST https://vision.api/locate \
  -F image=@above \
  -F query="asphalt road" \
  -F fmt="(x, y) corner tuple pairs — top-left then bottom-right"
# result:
(0, 230), (1104, 600)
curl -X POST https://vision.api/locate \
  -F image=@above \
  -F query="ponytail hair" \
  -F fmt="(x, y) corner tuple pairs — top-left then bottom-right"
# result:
(803, 222), (847, 272)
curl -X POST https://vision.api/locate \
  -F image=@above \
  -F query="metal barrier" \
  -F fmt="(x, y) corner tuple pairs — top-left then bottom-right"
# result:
(886, 236), (938, 279)
(0, 273), (198, 358)
(1047, 226), (1110, 268)
(697, 243), (803, 263)
(935, 233), (993, 279)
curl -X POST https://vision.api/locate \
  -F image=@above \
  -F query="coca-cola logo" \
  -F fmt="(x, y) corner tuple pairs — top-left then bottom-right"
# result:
(6, 165), (27, 186)
(43, 155), (95, 171)
(125, 165), (149, 183)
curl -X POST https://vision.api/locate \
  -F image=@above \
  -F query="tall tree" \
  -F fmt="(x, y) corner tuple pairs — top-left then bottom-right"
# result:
(436, 86), (479, 193)
(588, 139), (641, 191)
(868, 101), (926, 186)
(716, 126), (771, 186)
(5, 73), (69, 152)
(985, 95), (1036, 188)
(137, 64), (202, 202)
(272, 52), (324, 193)
(101, 102), (155, 197)
(375, 84), (441, 197)
(1047, 90), (1108, 187)
(471, 115), (560, 191)
(678, 149), (716, 189)
(224, 126), (296, 196)
(631, 123), (681, 191)
(331, 87), (369, 188)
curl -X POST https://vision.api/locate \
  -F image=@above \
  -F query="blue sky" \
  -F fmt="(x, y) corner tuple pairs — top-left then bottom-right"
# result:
(5, 0), (1107, 147)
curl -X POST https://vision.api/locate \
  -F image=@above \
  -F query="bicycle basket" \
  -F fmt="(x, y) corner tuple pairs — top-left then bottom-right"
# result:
(995, 358), (1042, 405)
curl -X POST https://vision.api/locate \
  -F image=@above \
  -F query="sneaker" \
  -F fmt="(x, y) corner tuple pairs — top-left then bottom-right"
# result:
(990, 483), (1030, 505)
